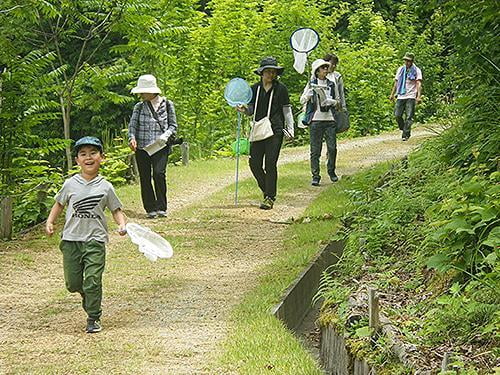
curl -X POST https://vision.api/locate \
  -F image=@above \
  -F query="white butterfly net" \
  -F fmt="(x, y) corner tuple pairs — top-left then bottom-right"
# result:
(126, 223), (173, 261)
(290, 28), (320, 74)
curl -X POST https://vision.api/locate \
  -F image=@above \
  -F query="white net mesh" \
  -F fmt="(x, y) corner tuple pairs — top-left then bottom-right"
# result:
(293, 50), (308, 74)
(290, 28), (319, 74)
(290, 28), (319, 53)
(126, 223), (173, 261)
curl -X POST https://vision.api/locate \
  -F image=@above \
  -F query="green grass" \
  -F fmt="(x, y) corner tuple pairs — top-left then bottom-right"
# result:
(311, 145), (500, 371)
(212, 163), (355, 374)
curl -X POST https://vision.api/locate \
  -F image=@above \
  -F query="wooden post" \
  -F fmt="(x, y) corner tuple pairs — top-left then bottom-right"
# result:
(0, 196), (13, 240)
(181, 142), (189, 166)
(441, 352), (450, 371)
(129, 153), (139, 182)
(368, 288), (379, 333)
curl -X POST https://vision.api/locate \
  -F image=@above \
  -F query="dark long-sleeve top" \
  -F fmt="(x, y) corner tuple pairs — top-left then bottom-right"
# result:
(247, 80), (290, 133)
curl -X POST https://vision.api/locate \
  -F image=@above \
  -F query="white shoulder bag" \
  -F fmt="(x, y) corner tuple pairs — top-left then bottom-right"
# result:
(249, 86), (274, 142)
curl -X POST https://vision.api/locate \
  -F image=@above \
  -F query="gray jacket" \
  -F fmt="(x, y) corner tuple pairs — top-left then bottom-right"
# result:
(327, 71), (347, 111)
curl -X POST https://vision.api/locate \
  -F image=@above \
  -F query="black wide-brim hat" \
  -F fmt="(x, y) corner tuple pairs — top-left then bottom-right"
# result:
(254, 56), (284, 76)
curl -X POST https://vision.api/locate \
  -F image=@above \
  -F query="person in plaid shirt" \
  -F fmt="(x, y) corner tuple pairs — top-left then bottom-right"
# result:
(128, 74), (178, 218)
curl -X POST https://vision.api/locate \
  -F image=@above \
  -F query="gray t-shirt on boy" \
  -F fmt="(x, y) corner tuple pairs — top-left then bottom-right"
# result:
(56, 174), (122, 243)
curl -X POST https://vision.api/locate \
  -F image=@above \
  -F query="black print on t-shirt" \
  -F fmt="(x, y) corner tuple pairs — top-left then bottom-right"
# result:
(72, 194), (104, 219)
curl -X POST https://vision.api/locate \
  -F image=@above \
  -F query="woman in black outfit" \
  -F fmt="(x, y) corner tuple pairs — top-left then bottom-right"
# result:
(237, 57), (294, 210)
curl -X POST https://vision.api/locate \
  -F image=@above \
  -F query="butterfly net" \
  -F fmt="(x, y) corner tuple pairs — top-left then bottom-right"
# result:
(290, 28), (320, 74)
(224, 78), (252, 107)
(126, 223), (173, 261)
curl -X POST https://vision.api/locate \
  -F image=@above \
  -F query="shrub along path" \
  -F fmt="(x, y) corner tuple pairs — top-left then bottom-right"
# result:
(0, 127), (435, 374)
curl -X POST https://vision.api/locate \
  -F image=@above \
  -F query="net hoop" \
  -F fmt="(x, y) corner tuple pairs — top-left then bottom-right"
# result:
(224, 78), (253, 107)
(289, 27), (320, 53)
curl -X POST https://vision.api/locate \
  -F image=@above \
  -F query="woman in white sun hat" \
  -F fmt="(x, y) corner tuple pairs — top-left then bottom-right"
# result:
(300, 59), (340, 186)
(128, 74), (178, 219)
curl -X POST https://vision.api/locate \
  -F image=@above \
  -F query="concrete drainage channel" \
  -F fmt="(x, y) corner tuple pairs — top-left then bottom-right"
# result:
(271, 240), (375, 374)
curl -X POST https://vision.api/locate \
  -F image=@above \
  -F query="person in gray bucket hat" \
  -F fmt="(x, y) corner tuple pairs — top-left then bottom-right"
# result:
(254, 56), (285, 76)
(236, 56), (294, 210)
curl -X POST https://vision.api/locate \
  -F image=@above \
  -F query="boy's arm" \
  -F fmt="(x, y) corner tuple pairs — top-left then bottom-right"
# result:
(46, 202), (64, 236)
(112, 208), (127, 236)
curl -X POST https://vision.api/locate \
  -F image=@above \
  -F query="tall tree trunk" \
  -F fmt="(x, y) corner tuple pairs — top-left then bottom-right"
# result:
(60, 95), (72, 170)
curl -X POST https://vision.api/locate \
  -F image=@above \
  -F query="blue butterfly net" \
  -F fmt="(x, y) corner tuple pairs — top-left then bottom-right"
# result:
(224, 78), (252, 107)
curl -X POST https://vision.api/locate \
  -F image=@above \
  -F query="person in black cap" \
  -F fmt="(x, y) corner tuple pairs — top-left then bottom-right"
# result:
(46, 136), (127, 334)
(236, 57), (294, 210)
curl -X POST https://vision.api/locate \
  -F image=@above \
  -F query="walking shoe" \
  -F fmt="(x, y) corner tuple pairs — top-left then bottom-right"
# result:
(311, 177), (320, 186)
(330, 174), (339, 183)
(259, 197), (274, 210)
(402, 137), (409, 141)
(146, 211), (157, 219)
(157, 210), (167, 217)
(86, 319), (102, 333)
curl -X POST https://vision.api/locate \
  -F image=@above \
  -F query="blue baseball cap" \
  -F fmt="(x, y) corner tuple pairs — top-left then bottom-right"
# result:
(74, 136), (103, 153)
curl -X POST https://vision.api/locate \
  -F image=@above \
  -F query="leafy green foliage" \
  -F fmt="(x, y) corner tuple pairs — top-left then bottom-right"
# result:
(425, 173), (500, 279)
(421, 281), (499, 346)
(10, 139), (66, 232)
(99, 128), (136, 186)
(316, 134), (498, 369)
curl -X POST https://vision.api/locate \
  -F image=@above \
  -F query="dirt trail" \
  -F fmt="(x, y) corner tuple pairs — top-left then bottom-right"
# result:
(167, 127), (436, 215)
(0, 127), (435, 374)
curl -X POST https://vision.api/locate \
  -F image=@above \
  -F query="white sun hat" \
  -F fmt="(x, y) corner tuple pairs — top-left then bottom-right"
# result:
(131, 74), (161, 94)
(311, 59), (331, 78)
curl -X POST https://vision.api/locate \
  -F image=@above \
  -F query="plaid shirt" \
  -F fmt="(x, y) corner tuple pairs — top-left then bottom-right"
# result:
(128, 98), (178, 149)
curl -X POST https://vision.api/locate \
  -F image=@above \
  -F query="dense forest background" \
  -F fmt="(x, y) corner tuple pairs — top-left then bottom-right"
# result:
(0, 0), (498, 231)
(1, 1), (498, 370)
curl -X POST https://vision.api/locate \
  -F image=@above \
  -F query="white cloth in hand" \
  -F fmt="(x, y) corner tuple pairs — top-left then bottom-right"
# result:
(160, 131), (172, 143)
(322, 98), (338, 107)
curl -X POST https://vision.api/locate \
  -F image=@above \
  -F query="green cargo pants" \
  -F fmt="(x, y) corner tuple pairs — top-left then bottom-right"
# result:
(59, 240), (106, 320)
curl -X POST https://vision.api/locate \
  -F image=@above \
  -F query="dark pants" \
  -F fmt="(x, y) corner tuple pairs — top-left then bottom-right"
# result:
(309, 121), (337, 180)
(394, 98), (416, 139)
(60, 240), (106, 321)
(136, 148), (169, 213)
(249, 132), (283, 200)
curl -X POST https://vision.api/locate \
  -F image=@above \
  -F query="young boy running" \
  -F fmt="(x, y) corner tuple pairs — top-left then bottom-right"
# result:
(46, 136), (127, 333)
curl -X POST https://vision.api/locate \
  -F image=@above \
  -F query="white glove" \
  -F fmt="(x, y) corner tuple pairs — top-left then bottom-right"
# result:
(322, 98), (338, 107)
(282, 105), (294, 138)
(160, 131), (172, 143)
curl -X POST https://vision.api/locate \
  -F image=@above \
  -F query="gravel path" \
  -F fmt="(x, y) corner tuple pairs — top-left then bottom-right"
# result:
(0, 126), (436, 374)
(167, 126), (435, 215)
